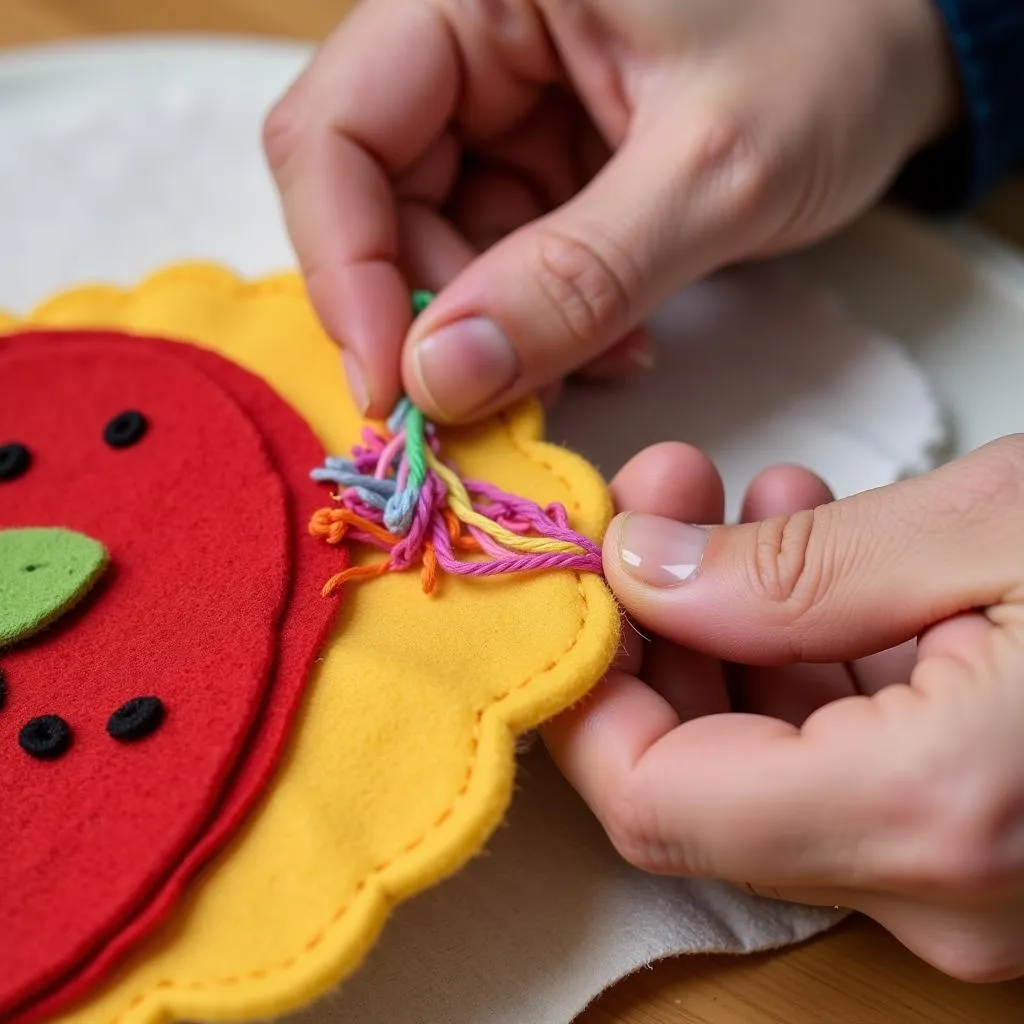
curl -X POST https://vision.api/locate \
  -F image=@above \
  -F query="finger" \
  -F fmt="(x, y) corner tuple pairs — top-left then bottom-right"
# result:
(545, 689), (867, 885)
(577, 327), (656, 381)
(448, 166), (544, 251)
(737, 466), (856, 725)
(848, 641), (918, 696)
(606, 443), (729, 718)
(264, 0), (556, 418)
(548, 455), (730, 738)
(739, 464), (833, 522)
(604, 443), (726, 675)
(740, 660), (856, 726)
(470, 90), (589, 210)
(546, 638), (993, 888)
(396, 202), (477, 293)
(263, 1), (461, 417)
(743, 474), (918, 699)
(917, 610), (994, 664)
(853, 893), (1024, 983)
(543, 666), (683, 811)
(607, 442), (727, 525)
(745, 882), (1024, 983)
(402, 108), (769, 422)
(604, 437), (1024, 665)
(394, 132), (461, 205)
(642, 637), (731, 722)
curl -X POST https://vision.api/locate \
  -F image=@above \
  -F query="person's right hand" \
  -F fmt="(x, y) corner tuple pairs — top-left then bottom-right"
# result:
(543, 435), (1024, 983)
(264, 0), (960, 423)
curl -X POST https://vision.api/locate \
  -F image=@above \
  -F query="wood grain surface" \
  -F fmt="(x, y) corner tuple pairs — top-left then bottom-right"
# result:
(3, 3), (1024, 1021)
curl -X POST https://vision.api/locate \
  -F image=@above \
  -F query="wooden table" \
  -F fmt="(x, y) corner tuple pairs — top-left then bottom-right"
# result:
(4, 3), (1024, 1022)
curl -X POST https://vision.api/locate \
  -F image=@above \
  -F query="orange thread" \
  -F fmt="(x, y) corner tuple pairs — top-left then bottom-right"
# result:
(420, 542), (438, 595)
(309, 507), (399, 548)
(443, 507), (479, 552)
(308, 508), (349, 545)
(338, 510), (400, 547)
(320, 561), (389, 598)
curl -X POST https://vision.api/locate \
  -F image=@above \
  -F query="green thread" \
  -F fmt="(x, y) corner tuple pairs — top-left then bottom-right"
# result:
(405, 290), (432, 493)
(404, 406), (428, 493)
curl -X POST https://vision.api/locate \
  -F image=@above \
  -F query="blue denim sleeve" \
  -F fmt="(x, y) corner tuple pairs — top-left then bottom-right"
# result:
(896, 0), (1024, 211)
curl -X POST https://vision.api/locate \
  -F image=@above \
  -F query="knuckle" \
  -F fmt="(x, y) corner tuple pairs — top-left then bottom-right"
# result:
(600, 777), (661, 872)
(682, 110), (774, 225)
(262, 91), (303, 176)
(598, 775), (688, 875)
(529, 228), (638, 355)
(745, 509), (840, 640)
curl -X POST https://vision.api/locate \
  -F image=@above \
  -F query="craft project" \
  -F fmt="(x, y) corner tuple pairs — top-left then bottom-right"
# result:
(0, 266), (619, 1024)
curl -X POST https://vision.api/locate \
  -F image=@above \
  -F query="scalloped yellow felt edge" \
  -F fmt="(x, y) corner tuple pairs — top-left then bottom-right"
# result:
(0, 264), (620, 1024)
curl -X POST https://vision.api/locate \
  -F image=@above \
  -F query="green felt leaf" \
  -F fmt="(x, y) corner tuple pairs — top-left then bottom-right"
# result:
(0, 528), (108, 648)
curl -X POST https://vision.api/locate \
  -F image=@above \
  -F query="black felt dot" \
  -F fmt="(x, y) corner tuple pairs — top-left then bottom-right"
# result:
(103, 411), (148, 449)
(0, 443), (31, 481)
(19, 715), (72, 760)
(107, 696), (164, 742)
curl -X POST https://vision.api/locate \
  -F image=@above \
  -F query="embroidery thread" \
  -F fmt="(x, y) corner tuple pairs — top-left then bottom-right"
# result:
(309, 292), (604, 596)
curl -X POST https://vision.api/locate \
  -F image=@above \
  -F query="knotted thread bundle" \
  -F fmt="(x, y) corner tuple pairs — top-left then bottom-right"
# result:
(308, 293), (603, 597)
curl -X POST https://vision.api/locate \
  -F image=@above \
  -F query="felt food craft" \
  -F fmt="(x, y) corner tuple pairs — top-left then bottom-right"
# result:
(0, 266), (619, 1024)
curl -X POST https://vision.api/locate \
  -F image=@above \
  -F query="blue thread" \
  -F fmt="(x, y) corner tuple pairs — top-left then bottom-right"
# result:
(384, 489), (418, 534)
(354, 487), (389, 510)
(387, 398), (412, 434)
(311, 466), (397, 496)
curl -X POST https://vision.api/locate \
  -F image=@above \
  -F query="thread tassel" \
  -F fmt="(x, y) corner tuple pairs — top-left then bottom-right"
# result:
(309, 292), (603, 597)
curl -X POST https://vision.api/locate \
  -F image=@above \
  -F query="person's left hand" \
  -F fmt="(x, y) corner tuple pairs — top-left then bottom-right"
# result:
(545, 439), (1024, 983)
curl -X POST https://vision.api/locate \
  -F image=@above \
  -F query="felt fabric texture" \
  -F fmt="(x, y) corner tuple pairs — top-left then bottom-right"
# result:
(0, 528), (109, 648)
(0, 336), (296, 1014)
(0, 264), (619, 1024)
(4, 329), (343, 1024)
(300, 743), (846, 1024)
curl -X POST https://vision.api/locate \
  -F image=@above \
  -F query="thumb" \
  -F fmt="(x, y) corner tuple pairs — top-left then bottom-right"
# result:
(401, 112), (765, 423)
(604, 438), (1024, 664)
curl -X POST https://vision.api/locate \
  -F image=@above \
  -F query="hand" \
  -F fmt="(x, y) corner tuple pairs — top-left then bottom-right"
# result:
(264, 0), (959, 423)
(543, 436), (1024, 983)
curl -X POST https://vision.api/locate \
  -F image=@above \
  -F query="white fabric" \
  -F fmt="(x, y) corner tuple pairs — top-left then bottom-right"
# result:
(550, 261), (946, 518)
(0, 37), (967, 1024)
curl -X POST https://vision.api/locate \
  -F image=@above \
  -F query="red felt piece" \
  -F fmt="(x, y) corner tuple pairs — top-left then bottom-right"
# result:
(0, 331), (337, 1018)
(5, 331), (343, 1023)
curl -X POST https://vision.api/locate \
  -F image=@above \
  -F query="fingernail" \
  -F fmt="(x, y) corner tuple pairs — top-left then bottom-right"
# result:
(617, 513), (709, 587)
(341, 349), (370, 415)
(411, 317), (519, 419)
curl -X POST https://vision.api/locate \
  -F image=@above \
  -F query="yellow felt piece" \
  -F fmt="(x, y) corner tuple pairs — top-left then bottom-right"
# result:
(2, 264), (620, 1024)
